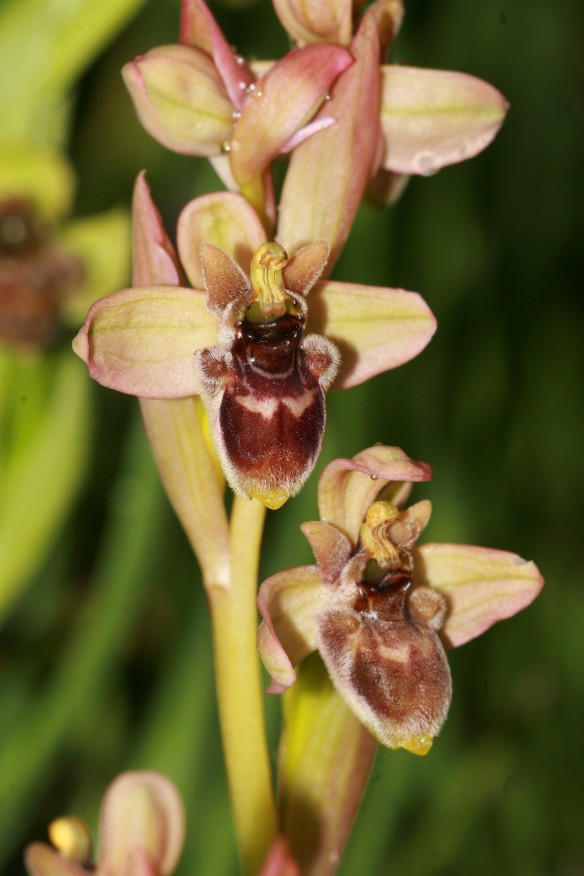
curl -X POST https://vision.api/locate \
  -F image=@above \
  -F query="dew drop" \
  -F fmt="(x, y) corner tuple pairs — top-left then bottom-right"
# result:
(324, 93), (332, 102)
(232, 110), (241, 120)
(235, 54), (246, 66)
(254, 88), (263, 99)
(414, 150), (438, 177)
(221, 140), (232, 154)
(245, 82), (256, 95)
(370, 474), (378, 481)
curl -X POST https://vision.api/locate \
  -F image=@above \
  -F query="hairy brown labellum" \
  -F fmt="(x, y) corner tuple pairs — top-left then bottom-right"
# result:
(196, 241), (338, 508)
(316, 566), (452, 754)
(197, 311), (338, 508)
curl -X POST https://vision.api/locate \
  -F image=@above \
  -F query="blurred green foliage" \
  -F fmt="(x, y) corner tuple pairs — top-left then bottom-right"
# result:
(0, 0), (582, 874)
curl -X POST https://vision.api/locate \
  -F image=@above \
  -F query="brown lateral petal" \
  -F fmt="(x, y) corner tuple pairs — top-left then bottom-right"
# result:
(199, 243), (252, 317)
(301, 520), (353, 583)
(282, 240), (330, 298)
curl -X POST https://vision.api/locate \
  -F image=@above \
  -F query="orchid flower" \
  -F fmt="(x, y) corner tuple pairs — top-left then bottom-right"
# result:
(25, 771), (185, 876)
(258, 445), (543, 754)
(73, 178), (436, 508)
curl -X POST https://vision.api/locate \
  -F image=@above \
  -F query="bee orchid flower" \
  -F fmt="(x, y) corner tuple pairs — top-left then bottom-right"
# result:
(73, 179), (436, 509)
(257, 445), (544, 752)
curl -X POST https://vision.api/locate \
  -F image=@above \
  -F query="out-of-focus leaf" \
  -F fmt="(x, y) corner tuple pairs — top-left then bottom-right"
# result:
(0, 149), (74, 219)
(0, 350), (90, 621)
(0, 0), (147, 146)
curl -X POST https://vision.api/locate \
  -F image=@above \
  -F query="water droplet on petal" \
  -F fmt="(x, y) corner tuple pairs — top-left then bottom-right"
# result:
(221, 141), (232, 154)
(235, 54), (246, 66)
(255, 88), (263, 99)
(232, 110), (241, 120)
(324, 93), (332, 102)
(370, 474), (378, 481)
(245, 83), (256, 95)
(414, 151), (438, 177)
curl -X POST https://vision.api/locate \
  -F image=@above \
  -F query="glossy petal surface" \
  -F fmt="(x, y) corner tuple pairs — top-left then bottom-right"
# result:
(381, 65), (509, 174)
(307, 279), (436, 389)
(414, 543), (544, 648)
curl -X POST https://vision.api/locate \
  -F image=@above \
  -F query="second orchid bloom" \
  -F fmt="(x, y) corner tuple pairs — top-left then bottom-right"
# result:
(258, 446), (543, 754)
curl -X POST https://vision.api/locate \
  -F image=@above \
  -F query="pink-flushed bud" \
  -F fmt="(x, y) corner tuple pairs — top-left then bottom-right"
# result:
(25, 772), (185, 876)
(122, 45), (233, 156)
(380, 65), (509, 175)
(257, 446), (543, 753)
(230, 44), (353, 187)
(272, 0), (353, 48)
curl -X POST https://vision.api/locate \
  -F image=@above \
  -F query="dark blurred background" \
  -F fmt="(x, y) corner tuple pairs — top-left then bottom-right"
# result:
(1, 0), (582, 873)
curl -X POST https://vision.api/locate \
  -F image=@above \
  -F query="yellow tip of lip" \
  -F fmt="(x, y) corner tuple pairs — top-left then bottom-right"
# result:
(396, 734), (433, 756)
(250, 488), (290, 510)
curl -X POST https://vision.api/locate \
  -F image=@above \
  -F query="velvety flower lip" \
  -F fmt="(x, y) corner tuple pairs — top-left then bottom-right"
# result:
(25, 771), (185, 876)
(257, 446), (543, 752)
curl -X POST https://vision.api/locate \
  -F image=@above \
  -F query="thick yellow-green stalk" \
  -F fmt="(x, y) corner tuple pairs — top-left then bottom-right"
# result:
(209, 495), (277, 874)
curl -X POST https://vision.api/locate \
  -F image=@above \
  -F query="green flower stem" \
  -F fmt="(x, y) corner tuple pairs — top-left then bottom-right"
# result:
(208, 494), (277, 875)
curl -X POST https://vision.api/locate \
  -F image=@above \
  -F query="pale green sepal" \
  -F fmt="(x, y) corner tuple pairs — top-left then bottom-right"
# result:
(279, 655), (377, 875)
(307, 279), (437, 389)
(0, 351), (90, 622)
(0, 149), (74, 219)
(414, 543), (544, 649)
(59, 209), (131, 326)
(72, 286), (217, 399)
(380, 65), (509, 175)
